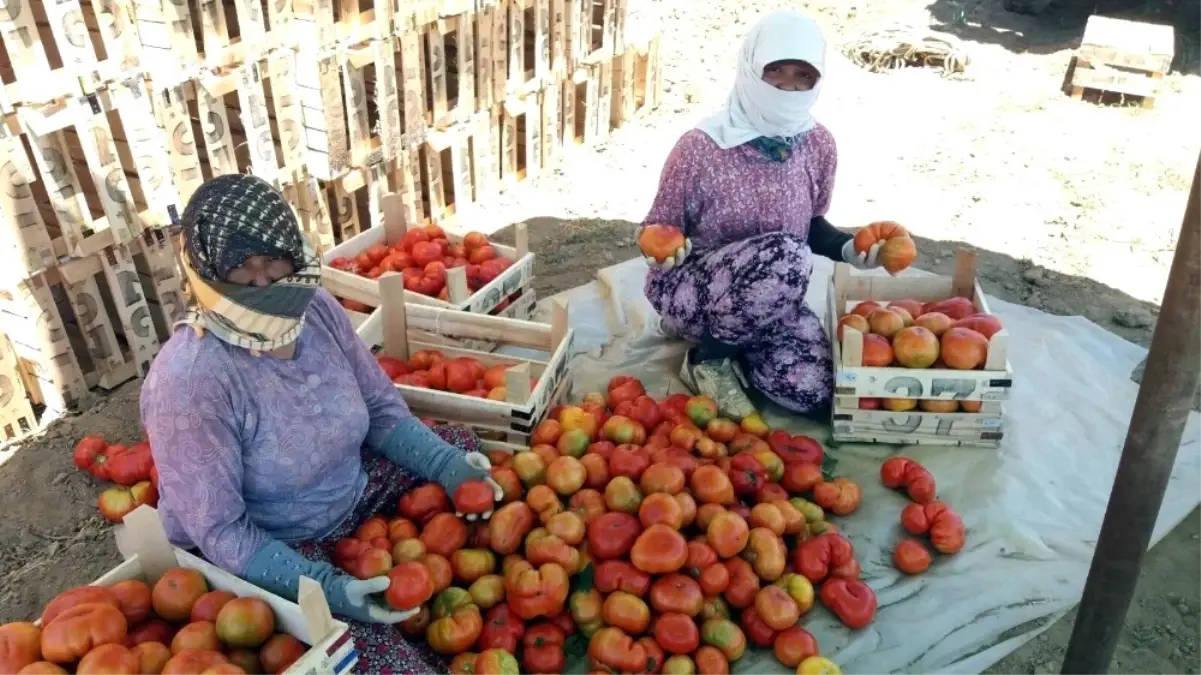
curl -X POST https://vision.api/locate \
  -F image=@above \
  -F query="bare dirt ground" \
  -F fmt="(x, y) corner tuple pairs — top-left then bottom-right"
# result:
(2, 0), (1198, 670)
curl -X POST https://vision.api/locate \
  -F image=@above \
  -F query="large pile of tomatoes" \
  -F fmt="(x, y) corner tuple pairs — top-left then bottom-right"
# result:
(72, 434), (159, 524)
(329, 226), (515, 308)
(333, 374), (969, 675)
(0, 567), (309, 674)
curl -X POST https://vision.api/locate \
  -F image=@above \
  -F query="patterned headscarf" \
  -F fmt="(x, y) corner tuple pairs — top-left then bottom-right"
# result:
(176, 174), (322, 355)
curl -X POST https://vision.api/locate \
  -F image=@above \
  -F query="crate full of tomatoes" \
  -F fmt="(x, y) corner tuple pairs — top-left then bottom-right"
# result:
(323, 194), (534, 316)
(324, 375), (968, 674)
(825, 251), (1013, 448)
(0, 506), (354, 675)
(358, 277), (574, 443)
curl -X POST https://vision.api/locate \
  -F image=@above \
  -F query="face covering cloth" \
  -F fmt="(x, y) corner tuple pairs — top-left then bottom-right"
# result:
(696, 9), (828, 150)
(177, 173), (322, 356)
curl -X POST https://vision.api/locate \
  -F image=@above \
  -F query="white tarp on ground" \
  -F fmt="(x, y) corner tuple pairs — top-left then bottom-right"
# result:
(525, 256), (1201, 674)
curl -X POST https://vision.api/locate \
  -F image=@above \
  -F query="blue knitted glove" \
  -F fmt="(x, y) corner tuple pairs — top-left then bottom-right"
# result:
(377, 418), (503, 520)
(243, 540), (415, 624)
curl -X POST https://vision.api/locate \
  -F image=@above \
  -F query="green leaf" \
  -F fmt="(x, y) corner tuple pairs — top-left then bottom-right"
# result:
(570, 562), (594, 595)
(565, 633), (588, 657)
(821, 452), (839, 481)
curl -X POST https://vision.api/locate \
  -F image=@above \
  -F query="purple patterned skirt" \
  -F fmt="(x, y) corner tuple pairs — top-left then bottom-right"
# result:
(293, 423), (484, 675)
(645, 232), (835, 414)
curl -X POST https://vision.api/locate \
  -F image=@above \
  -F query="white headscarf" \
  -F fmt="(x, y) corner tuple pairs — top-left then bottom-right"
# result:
(696, 9), (828, 150)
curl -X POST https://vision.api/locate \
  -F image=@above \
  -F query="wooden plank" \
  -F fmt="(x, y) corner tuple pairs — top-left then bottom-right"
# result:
(294, 171), (336, 250)
(455, 13), (477, 120)
(267, 51), (309, 171)
(448, 128), (474, 216)
(488, 2), (508, 105)
(328, 181), (363, 241)
(422, 141), (447, 222)
(188, 82), (238, 178)
(237, 61), (282, 183)
(99, 243), (160, 376)
(475, 5), (497, 112)
(561, 75), (577, 146)
(542, 85), (560, 165)
(130, 0), (198, 86)
(500, 99), (519, 185)
(399, 28), (426, 140)
(0, 335), (39, 441)
(1080, 15), (1174, 73)
(507, 0), (526, 90)
(427, 20), (450, 124)
(375, 38), (402, 164)
(594, 59), (612, 143)
(0, 133), (57, 280)
(0, 274), (87, 411)
(78, 109), (146, 244)
(53, 254), (132, 385)
(111, 80), (181, 228)
(534, 0), (550, 81)
(550, 0), (566, 76)
(341, 57), (372, 167)
(1070, 63), (1162, 99)
(155, 84), (206, 203)
(472, 111), (499, 203)
(25, 130), (92, 255)
(134, 229), (187, 335)
(295, 54), (349, 180)
(88, 0), (142, 75)
(523, 92), (542, 179)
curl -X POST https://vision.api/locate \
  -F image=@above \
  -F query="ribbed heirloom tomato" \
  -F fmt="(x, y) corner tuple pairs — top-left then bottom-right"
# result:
(41, 602), (128, 663)
(398, 484), (451, 523)
(602, 591), (650, 634)
(690, 466), (735, 505)
(774, 626), (820, 668)
(594, 560), (651, 595)
(588, 627), (646, 674)
(630, 524), (688, 573)
(706, 512), (749, 558)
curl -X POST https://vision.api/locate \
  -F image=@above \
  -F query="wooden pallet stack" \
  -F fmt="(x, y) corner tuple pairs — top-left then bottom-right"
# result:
(0, 0), (662, 441)
(1067, 15), (1175, 108)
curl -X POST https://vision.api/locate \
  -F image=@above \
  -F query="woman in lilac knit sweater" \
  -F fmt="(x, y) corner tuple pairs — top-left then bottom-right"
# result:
(641, 10), (887, 418)
(140, 174), (497, 673)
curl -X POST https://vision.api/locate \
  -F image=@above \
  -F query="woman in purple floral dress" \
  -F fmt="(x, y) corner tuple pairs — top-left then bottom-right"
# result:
(641, 9), (887, 419)
(140, 174), (500, 674)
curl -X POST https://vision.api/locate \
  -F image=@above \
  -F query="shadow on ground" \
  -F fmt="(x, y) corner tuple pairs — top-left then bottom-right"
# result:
(491, 217), (1165, 349)
(925, 0), (1201, 73)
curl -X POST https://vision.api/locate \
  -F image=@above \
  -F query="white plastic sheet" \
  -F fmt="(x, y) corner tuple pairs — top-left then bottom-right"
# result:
(527, 256), (1201, 674)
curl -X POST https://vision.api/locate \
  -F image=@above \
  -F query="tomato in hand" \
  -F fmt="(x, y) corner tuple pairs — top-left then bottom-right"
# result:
(453, 480), (496, 514)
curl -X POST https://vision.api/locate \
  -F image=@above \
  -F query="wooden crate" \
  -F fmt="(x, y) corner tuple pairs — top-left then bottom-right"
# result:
(322, 193), (535, 313)
(578, 0), (625, 64)
(0, 0), (142, 108)
(824, 251), (1013, 448)
(423, 12), (477, 129)
(610, 31), (660, 128)
(1069, 15), (1174, 108)
(506, 0), (551, 95)
(88, 505), (357, 674)
(500, 90), (545, 184)
(1, 333), (39, 443)
(356, 273), (573, 441)
(8, 78), (180, 262)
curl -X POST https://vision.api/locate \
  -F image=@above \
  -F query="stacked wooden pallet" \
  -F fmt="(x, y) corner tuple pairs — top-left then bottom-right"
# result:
(0, 0), (663, 441)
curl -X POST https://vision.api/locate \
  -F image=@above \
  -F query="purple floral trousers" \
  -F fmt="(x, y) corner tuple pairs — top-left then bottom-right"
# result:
(645, 232), (834, 414)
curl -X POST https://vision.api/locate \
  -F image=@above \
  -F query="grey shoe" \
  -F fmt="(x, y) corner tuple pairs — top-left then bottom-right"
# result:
(679, 350), (757, 420)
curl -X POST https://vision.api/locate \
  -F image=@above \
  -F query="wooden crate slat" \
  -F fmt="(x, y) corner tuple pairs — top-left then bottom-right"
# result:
(155, 84), (206, 203)
(236, 61), (282, 183)
(0, 334), (39, 442)
(0, 133), (58, 280)
(0, 274), (88, 411)
(375, 38), (402, 164)
(26, 129), (93, 255)
(341, 53), (373, 167)
(267, 50), (310, 172)
(98, 243), (160, 377)
(76, 108), (144, 245)
(295, 53), (349, 179)
(53, 253), (137, 387)
(111, 80), (182, 228)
